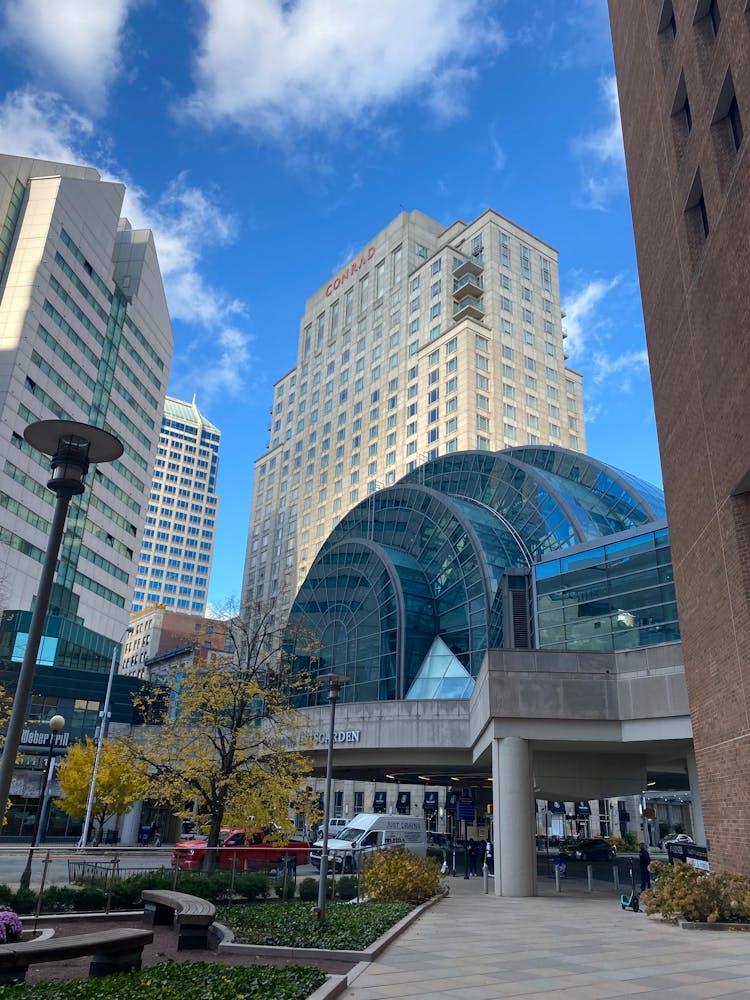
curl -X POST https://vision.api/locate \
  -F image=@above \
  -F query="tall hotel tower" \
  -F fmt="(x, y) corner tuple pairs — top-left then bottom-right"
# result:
(0, 155), (173, 643)
(131, 396), (220, 615)
(242, 209), (586, 608)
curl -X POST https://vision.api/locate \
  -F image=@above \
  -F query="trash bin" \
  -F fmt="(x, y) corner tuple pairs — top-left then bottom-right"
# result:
(138, 824), (150, 847)
(553, 858), (568, 878)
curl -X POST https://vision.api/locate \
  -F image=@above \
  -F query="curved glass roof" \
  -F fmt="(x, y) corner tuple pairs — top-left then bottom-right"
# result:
(286, 446), (666, 705)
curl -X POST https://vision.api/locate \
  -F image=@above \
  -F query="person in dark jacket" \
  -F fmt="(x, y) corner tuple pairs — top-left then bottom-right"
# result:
(639, 843), (652, 891)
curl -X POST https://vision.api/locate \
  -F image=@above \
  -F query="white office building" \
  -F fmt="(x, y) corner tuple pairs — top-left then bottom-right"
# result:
(131, 396), (220, 615)
(0, 154), (173, 642)
(242, 208), (585, 609)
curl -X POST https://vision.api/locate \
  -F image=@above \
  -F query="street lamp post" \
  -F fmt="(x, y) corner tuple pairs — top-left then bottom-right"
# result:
(19, 714), (65, 890)
(80, 626), (133, 848)
(317, 673), (349, 928)
(0, 421), (123, 831)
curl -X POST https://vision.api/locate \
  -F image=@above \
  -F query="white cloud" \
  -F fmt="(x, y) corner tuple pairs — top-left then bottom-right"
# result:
(562, 276), (620, 358)
(489, 124), (506, 171)
(0, 87), (254, 402)
(0, 88), (95, 162)
(573, 75), (626, 210)
(186, 0), (505, 134)
(1, 0), (136, 112)
(591, 349), (650, 388)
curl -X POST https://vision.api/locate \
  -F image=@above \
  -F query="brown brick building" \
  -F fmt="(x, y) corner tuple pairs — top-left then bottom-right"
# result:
(609, 0), (749, 871)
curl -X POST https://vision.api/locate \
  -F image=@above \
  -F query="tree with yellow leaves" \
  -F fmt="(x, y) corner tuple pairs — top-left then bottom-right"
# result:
(55, 737), (150, 844)
(124, 598), (317, 869)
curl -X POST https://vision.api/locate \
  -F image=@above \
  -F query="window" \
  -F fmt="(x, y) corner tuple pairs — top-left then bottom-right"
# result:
(708, 0), (721, 35)
(470, 233), (483, 256)
(446, 357), (457, 374)
(499, 231), (511, 268)
(476, 354), (489, 371)
(428, 388), (439, 404)
(431, 279), (442, 296)
(445, 417), (457, 434)
(392, 245), (402, 284)
(415, 242), (428, 259)
(446, 376), (457, 393)
(409, 318), (419, 335)
(446, 337), (457, 354)
(476, 373), (489, 390)
(728, 94), (743, 151)
(475, 334), (489, 352)
(431, 258), (442, 275)
(540, 256), (552, 292)
(476, 414), (490, 432)
(446, 396), (457, 414)
(360, 273), (370, 312)
(501, 296), (513, 313)
(477, 394), (490, 410)
(375, 259), (385, 299)
(685, 169), (709, 239)
(430, 302), (441, 319)
(520, 244), (531, 279)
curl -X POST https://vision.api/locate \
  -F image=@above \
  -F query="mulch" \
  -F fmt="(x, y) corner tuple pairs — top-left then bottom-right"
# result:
(20, 917), (351, 985)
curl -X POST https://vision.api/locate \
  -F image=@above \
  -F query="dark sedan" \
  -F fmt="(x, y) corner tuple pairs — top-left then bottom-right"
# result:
(562, 838), (616, 861)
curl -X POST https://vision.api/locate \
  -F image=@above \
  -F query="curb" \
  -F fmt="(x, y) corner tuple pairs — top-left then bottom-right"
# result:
(677, 919), (750, 931)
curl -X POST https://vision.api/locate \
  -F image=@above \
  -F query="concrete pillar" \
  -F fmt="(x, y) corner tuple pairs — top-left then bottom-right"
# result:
(491, 736), (502, 895)
(119, 799), (143, 846)
(686, 749), (706, 847)
(498, 736), (536, 897)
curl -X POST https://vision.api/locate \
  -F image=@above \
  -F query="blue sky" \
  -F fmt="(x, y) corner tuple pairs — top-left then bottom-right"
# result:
(0, 0), (662, 610)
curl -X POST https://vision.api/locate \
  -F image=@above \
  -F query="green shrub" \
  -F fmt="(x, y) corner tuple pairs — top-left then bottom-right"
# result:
(11, 889), (37, 914)
(234, 873), (271, 901)
(219, 901), (411, 950)
(0, 884), (13, 907)
(0, 960), (325, 999)
(72, 886), (107, 911)
(642, 861), (750, 923)
(364, 850), (442, 904)
(298, 877), (318, 902)
(336, 876), (358, 901)
(39, 886), (78, 912)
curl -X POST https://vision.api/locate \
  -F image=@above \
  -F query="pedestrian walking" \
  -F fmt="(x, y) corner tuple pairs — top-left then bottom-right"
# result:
(468, 838), (479, 876)
(485, 838), (493, 874)
(639, 842), (652, 891)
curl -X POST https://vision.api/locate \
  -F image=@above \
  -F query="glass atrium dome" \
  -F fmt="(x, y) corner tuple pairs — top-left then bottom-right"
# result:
(286, 447), (667, 706)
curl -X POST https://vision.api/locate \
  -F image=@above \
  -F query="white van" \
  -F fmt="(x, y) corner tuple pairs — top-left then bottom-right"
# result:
(318, 817), (348, 838)
(310, 813), (427, 873)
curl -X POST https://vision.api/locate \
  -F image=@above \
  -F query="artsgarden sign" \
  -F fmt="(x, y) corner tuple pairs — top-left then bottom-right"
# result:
(312, 729), (361, 746)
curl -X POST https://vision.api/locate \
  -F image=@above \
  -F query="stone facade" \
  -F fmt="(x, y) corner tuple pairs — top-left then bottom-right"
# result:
(609, 0), (750, 871)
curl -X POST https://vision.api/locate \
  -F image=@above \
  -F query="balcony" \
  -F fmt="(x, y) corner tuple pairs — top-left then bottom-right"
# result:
(452, 255), (483, 279)
(453, 297), (485, 321)
(453, 273), (484, 300)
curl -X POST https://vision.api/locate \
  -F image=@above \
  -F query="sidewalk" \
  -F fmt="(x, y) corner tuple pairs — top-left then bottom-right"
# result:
(341, 876), (750, 999)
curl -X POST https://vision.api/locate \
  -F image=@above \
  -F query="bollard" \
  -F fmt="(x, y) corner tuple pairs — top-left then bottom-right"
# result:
(587, 864), (593, 892)
(612, 865), (619, 891)
(554, 866), (561, 893)
(452, 849), (456, 877)
(483, 862), (489, 894)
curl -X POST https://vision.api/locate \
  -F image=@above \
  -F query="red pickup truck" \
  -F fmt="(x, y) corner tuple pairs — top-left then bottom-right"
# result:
(172, 828), (310, 871)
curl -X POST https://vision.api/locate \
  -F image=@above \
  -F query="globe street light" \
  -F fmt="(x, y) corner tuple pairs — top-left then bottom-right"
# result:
(19, 714), (65, 890)
(317, 673), (349, 928)
(80, 625), (133, 848)
(0, 421), (123, 830)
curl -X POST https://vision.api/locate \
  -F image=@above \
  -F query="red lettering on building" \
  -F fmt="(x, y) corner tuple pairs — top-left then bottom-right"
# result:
(325, 246), (376, 296)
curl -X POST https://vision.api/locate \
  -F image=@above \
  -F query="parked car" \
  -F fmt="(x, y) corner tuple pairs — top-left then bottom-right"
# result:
(660, 833), (693, 848)
(561, 838), (616, 861)
(172, 828), (310, 871)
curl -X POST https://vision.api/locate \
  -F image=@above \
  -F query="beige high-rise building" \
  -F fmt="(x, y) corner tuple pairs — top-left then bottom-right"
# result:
(0, 154), (173, 643)
(241, 209), (585, 608)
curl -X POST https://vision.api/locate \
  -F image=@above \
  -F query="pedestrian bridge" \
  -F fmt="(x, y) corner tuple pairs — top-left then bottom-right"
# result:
(301, 641), (698, 897)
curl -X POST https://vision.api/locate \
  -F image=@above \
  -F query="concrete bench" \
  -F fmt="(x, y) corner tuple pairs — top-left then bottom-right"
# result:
(0, 928), (153, 985)
(141, 889), (215, 950)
